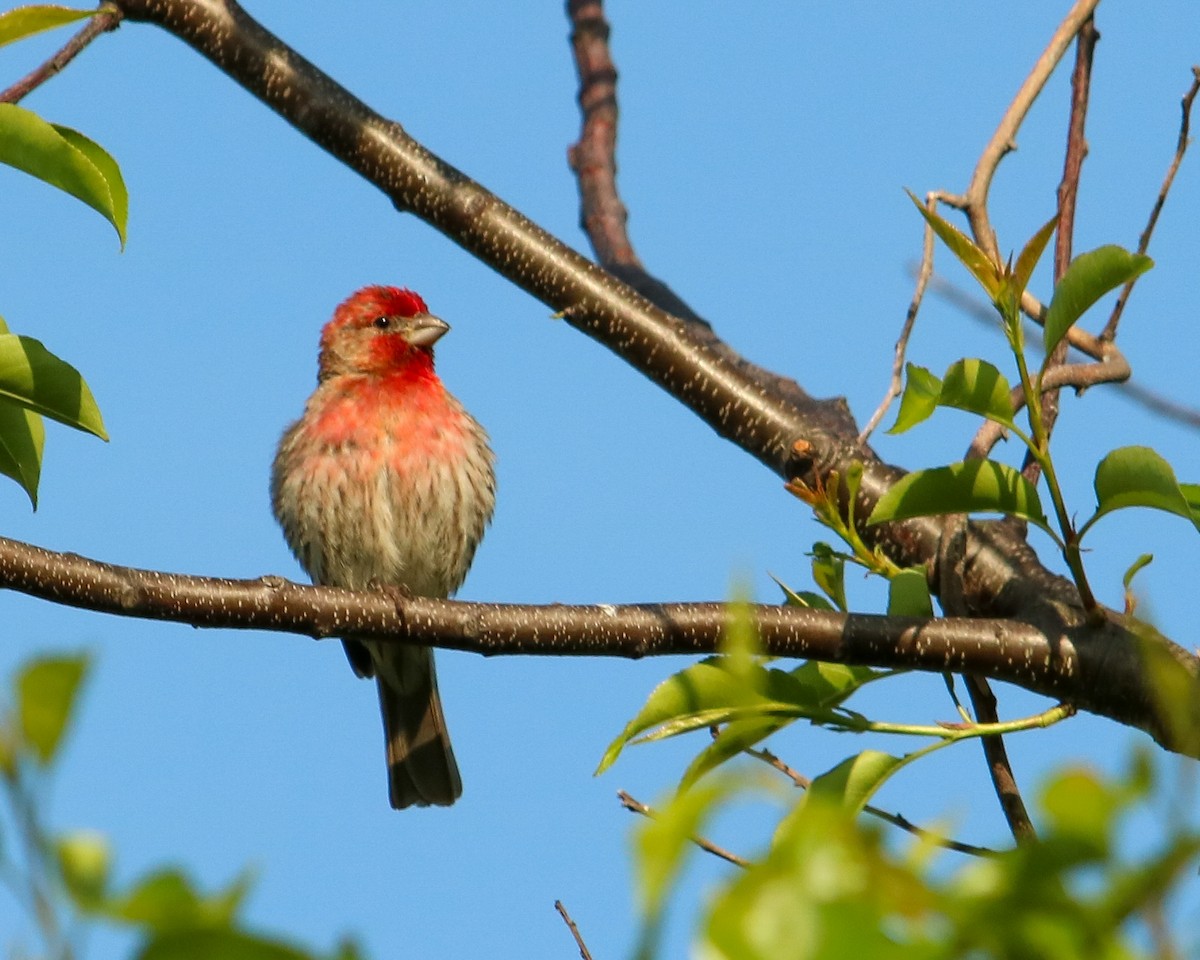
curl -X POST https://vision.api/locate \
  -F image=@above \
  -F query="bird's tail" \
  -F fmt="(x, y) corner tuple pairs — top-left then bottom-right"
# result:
(375, 645), (462, 809)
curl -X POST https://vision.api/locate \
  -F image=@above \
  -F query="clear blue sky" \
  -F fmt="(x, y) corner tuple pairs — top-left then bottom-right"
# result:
(1, 2), (1197, 956)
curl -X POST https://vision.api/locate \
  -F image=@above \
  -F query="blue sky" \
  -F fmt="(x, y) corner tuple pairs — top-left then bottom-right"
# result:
(1, 2), (1197, 956)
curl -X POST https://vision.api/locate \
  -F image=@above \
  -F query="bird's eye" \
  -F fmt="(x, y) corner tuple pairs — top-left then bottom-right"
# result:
(372, 316), (391, 329)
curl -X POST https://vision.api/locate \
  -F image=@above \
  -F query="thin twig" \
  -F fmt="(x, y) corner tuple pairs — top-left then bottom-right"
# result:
(0, 6), (123, 105)
(860, 190), (943, 441)
(554, 900), (596, 960)
(616, 791), (748, 868)
(744, 746), (1000, 858)
(1102, 65), (1200, 342)
(1025, 15), (1099, 485)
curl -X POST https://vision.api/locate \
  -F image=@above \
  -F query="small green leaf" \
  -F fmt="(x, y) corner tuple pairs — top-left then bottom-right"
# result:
(56, 829), (111, 907)
(677, 661), (883, 790)
(939, 358), (1015, 429)
(771, 574), (836, 611)
(679, 715), (786, 791)
(1122, 554), (1153, 593)
(906, 189), (1002, 300)
(810, 543), (847, 611)
(107, 868), (249, 932)
(1011, 213), (1058, 296)
(1083, 446), (1200, 536)
(867, 460), (1051, 533)
(1183, 483), (1200, 517)
(1133, 620), (1200, 756)
(0, 103), (127, 247)
(887, 568), (934, 617)
(0, 398), (45, 507)
(17, 653), (88, 764)
(0, 332), (107, 439)
(808, 750), (905, 813)
(0, 5), (95, 48)
(889, 363), (942, 434)
(1042, 246), (1153, 358)
(597, 660), (755, 773)
(55, 124), (128, 243)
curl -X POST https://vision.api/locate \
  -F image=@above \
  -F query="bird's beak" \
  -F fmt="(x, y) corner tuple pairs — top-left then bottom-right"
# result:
(406, 314), (450, 348)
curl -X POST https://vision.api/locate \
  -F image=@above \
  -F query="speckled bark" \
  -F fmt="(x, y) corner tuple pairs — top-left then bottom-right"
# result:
(0, 535), (1192, 755)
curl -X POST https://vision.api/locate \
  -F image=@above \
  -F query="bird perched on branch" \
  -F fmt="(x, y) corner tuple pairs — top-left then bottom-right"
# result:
(272, 285), (495, 808)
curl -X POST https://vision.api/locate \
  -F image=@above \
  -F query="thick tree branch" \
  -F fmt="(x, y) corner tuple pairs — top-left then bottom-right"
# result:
(0, 535), (1194, 756)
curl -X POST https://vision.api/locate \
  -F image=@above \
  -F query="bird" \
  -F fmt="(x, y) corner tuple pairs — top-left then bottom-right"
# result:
(271, 285), (495, 808)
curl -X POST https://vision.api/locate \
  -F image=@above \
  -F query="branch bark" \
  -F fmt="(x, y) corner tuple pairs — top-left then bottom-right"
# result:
(7, 0), (1184, 756)
(0, 534), (1194, 756)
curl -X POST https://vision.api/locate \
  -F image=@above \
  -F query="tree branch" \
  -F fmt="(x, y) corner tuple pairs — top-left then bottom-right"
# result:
(0, 535), (1194, 755)
(0, 6), (124, 105)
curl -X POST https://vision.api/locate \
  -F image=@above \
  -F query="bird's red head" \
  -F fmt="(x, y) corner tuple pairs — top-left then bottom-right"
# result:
(318, 285), (449, 379)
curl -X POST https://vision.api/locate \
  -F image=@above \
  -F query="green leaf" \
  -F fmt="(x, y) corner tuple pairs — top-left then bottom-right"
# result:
(600, 657), (882, 777)
(1083, 445), (1200, 536)
(107, 868), (250, 932)
(55, 124), (129, 243)
(939, 358), (1015, 430)
(867, 460), (1051, 533)
(17, 653), (88, 764)
(771, 574), (836, 611)
(810, 542), (847, 611)
(787, 661), (883, 708)
(0, 103), (127, 247)
(906, 189), (1001, 300)
(137, 929), (317, 960)
(887, 568), (934, 617)
(808, 750), (905, 814)
(676, 663), (882, 790)
(56, 829), (111, 907)
(679, 716), (787, 791)
(1131, 619), (1200, 756)
(597, 660), (755, 774)
(0, 5), (95, 48)
(0, 332), (107, 439)
(1042, 245), (1153, 358)
(1122, 554), (1153, 593)
(705, 800), (923, 960)
(0, 398), (45, 507)
(1010, 213), (1058, 296)
(889, 363), (942, 434)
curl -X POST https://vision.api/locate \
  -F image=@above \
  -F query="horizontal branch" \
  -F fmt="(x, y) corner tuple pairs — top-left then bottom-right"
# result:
(0, 535), (1193, 756)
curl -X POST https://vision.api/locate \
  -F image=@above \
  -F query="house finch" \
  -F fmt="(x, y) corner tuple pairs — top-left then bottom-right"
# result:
(271, 286), (495, 809)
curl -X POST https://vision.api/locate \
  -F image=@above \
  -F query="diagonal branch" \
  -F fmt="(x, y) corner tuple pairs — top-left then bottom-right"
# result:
(0, 5), (123, 104)
(1101, 65), (1200, 342)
